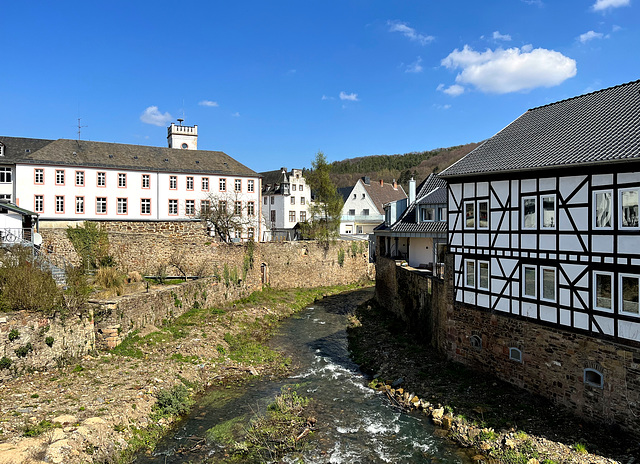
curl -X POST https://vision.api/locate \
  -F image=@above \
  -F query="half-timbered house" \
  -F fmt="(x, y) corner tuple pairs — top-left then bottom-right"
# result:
(440, 79), (640, 348)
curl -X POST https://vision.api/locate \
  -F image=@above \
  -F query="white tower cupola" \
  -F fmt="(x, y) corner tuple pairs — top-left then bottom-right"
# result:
(167, 119), (198, 150)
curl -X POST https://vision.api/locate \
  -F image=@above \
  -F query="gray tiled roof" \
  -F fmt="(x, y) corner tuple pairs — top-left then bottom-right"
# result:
(0, 137), (54, 164)
(0, 137), (258, 177)
(260, 168), (290, 194)
(376, 174), (447, 235)
(440, 79), (640, 178)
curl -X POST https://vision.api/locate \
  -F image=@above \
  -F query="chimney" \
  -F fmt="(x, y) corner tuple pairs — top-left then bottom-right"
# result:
(392, 179), (397, 190)
(379, 179), (384, 187)
(409, 178), (416, 204)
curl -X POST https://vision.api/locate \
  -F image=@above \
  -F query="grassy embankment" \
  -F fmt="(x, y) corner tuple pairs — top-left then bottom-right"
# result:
(113, 281), (372, 462)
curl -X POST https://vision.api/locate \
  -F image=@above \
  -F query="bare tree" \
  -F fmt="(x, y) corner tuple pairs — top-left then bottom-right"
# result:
(197, 192), (257, 243)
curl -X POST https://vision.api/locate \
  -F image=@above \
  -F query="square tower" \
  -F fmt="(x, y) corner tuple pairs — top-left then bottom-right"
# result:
(167, 120), (198, 150)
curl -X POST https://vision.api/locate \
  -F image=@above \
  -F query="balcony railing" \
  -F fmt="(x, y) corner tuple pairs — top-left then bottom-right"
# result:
(0, 228), (34, 245)
(341, 214), (384, 222)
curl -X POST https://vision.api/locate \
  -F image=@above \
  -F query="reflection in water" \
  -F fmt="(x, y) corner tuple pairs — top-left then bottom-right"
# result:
(135, 289), (471, 464)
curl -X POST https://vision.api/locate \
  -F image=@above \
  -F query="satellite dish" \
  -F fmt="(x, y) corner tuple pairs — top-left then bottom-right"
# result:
(33, 233), (43, 246)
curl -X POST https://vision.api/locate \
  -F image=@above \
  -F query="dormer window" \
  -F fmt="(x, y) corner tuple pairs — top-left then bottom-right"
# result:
(0, 142), (4, 157)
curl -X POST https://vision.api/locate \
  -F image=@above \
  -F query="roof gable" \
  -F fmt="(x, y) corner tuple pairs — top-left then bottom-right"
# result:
(360, 179), (407, 214)
(440, 79), (640, 178)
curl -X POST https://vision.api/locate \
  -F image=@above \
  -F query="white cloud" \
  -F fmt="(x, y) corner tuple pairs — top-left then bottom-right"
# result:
(593, 0), (630, 11)
(198, 100), (219, 107)
(387, 20), (434, 45)
(405, 56), (423, 73)
(493, 31), (512, 41)
(339, 91), (359, 101)
(433, 103), (452, 110)
(579, 30), (605, 43)
(441, 45), (576, 94)
(437, 83), (465, 96)
(321, 95), (333, 100)
(140, 106), (172, 126)
(522, 0), (544, 5)
(231, 112), (240, 117)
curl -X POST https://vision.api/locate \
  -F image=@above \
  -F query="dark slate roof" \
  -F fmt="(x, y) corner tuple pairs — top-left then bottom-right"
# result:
(0, 137), (54, 164)
(338, 186), (353, 203)
(0, 201), (38, 217)
(260, 168), (290, 194)
(362, 180), (406, 215)
(378, 174), (447, 234)
(0, 137), (258, 177)
(440, 79), (640, 178)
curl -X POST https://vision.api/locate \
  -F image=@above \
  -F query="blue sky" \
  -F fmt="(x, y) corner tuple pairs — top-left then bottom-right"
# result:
(2, 0), (638, 172)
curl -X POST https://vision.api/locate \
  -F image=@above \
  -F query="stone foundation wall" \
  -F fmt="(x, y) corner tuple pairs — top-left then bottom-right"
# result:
(446, 303), (640, 432)
(375, 253), (640, 435)
(0, 312), (95, 380)
(375, 256), (448, 349)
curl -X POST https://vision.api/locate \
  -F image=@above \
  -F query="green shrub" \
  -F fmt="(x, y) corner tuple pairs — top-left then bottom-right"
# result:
(66, 222), (111, 270)
(152, 384), (194, 418)
(0, 246), (63, 314)
(337, 248), (345, 267)
(8, 329), (19, 342)
(45, 336), (54, 347)
(22, 420), (59, 437)
(0, 357), (11, 370)
(15, 343), (33, 358)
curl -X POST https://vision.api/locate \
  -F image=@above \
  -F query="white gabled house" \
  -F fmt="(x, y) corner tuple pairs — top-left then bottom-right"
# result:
(0, 123), (261, 241)
(340, 177), (406, 236)
(440, 79), (640, 345)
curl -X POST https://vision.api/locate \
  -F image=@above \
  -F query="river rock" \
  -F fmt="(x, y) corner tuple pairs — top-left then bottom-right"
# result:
(432, 407), (444, 420)
(442, 415), (453, 430)
(391, 378), (403, 388)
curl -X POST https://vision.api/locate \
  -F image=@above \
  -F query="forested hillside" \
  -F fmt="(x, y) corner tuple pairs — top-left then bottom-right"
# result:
(328, 142), (480, 189)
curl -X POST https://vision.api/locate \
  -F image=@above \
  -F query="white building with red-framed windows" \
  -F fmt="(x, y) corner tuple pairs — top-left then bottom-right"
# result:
(0, 123), (261, 241)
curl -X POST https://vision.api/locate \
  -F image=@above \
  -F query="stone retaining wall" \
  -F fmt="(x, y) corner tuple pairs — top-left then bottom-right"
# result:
(0, 221), (372, 375)
(375, 253), (640, 435)
(0, 312), (94, 380)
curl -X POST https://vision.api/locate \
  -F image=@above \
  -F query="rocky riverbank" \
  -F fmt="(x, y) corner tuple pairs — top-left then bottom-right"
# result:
(347, 302), (640, 464)
(0, 283), (370, 464)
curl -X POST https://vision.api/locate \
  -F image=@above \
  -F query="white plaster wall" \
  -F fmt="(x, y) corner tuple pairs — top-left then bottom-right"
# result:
(408, 237), (433, 267)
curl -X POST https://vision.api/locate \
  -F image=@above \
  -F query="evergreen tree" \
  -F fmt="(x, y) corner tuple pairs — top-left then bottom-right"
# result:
(304, 152), (344, 245)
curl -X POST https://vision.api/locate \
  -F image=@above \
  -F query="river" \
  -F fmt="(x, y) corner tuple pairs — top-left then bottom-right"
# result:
(135, 288), (473, 463)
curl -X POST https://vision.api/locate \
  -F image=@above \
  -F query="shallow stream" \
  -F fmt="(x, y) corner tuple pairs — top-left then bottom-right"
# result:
(135, 289), (473, 463)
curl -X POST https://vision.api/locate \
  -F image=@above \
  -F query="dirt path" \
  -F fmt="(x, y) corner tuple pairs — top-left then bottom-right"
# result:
(348, 302), (640, 464)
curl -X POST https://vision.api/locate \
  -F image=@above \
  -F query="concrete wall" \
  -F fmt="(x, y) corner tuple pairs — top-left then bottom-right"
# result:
(375, 253), (640, 435)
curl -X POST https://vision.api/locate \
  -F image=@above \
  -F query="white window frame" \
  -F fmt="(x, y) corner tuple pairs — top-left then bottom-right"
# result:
(593, 190), (613, 230)
(34, 168), (44, 184)
(117, 198), (128, 215)
(620, 188), (640, 229)
(186, 176), (194, 190)
(464, 259), (475, 288)
(584, 368), (604, 388)
(55, 195), (64, 213)
(168, 199), (178, 215)
(96, 197), (107, 214)
(75, 196), (84, 214)
(523, 265), (537, 298)
(478, 260), (490, 290)
(234, 179), (242, 192)
(593, 271), (614, 312)
(202, 177), (209, 191)
(541, 194), (556, 229)
(464, 201), (475, 229)
(97, 172), (106, 187)
(540, 266), (557, 302)
(509, 347), (523, 363)
(34, 195), (44, 213)
(55, 170), (65, 185)
(477, 200), (489, 229)
(75, 170), (85, 187)
(522, 196), (537, 229)
(619, 273), (640, 316)
(185, 199), (195, 215)
(169, 176), (177, 190)
(118, 173), (127, 188)
(141, 198), (151, 215)
(142, 174), (150, 189)
(248, 179), (254, 192)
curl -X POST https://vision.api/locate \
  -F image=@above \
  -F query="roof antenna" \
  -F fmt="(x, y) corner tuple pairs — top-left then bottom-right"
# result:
(177, 118), (184, 126)
(77, 118), (87, 140)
